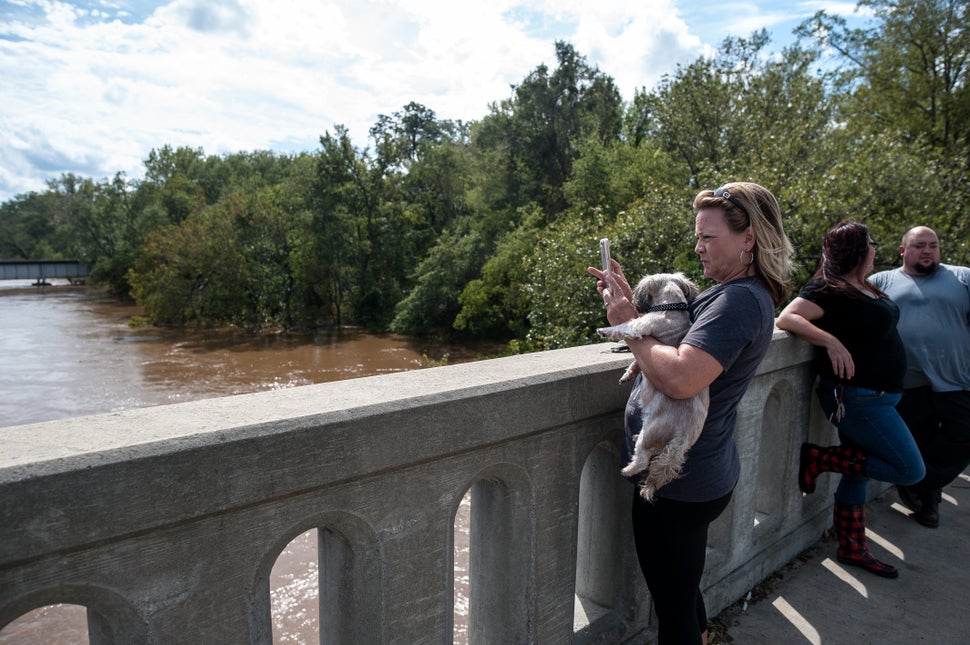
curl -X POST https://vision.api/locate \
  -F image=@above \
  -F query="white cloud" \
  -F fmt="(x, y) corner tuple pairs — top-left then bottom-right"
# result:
(554, 0), (701, 93)
(0, 0), (864, 201)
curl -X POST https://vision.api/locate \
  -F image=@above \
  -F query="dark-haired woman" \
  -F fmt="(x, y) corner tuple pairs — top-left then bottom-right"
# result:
(776, 220), (925, 578)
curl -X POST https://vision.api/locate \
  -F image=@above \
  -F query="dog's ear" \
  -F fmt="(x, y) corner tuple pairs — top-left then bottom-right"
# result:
(672, 272), (700, 302)
(631, 275), (655, 312)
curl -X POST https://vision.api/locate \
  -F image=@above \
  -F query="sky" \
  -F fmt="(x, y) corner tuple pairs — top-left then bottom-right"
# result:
(0, 0), (870, 202)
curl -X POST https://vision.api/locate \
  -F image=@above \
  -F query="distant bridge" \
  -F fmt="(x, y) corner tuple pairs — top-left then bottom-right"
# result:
(0, 260), (90, 285)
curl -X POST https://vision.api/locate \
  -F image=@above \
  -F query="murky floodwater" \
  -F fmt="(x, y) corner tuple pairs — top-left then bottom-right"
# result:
(0, 282), (489, 643)
(0, 282), (500, 429)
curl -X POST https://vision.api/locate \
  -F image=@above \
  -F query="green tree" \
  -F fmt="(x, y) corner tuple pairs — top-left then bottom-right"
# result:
(474, 41), (623, 216)
(795, 0), (970, 265)
(37, 173), (146, 295)
(128, 199), (248, 326)
(370, 101), (450, 166)
(453, 206), (543, 338)
(0, 189), (62, 259)
(637, 30), (835, 185)
(563, 133), (682, 215)
(389, 219), (487, 335)
(140, 145), (209, 224)
(800, 0), (969, 156)
(233, 188), (299, 329)
(370, 103), (472, 244)
(311, 126), (421, 328)
(127, 151), (320, 327)
(391, 43), (626, 339)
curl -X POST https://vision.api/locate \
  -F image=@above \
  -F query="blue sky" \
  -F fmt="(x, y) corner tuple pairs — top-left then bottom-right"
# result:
(0, 0), (871, 201)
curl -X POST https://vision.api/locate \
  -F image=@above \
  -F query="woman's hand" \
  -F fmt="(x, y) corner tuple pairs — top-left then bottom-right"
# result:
(588, 258), (721, 399)
(776, 296), (856, 380)
(825, 339), (855, 380)
(587, 259), (637, 325)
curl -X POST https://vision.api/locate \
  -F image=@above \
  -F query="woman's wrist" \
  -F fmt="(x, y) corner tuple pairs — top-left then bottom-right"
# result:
(606, 301), (638, 326)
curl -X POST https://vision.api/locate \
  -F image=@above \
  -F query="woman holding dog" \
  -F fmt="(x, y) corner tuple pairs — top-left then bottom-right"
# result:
(775, 220), (924, 578)
(590, 182), (793, 645)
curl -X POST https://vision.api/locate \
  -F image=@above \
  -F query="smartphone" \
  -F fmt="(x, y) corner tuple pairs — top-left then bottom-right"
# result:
(599, 238), (611, 273)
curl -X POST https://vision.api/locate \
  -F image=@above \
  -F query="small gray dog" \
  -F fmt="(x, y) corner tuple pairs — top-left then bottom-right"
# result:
(597, 272), (710, 501)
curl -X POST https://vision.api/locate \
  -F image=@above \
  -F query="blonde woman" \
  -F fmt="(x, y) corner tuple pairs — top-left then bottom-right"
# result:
(589, 182), (793, 644)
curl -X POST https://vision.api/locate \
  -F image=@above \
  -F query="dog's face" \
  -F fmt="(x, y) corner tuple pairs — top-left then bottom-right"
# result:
(631, 272), (699, 314)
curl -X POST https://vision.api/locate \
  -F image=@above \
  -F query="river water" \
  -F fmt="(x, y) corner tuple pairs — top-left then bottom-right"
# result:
(0, 281), (490, 643)
(0, 282), (499, 428)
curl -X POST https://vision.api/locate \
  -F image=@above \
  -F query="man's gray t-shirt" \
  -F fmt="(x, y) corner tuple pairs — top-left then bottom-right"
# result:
(623, 276), (775, 502)
(870, 264), (970, 391)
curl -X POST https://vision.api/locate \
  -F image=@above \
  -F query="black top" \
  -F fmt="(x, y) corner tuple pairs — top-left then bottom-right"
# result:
(798, 279), (906, 392)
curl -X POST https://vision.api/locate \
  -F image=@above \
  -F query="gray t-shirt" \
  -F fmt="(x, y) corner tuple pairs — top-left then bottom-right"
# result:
(870, 264), (970, 391)
(623, 276), (775, 502)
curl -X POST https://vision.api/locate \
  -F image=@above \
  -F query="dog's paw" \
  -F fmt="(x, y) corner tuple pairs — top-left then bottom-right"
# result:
(618, 361), (641, 383)
(598, 326), (641, 341)
(637, 485), (656, 502)
(596, 327), (617, 339)
(620, 460), (648, 477)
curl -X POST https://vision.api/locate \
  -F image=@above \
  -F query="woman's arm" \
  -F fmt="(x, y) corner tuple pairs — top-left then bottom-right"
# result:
(622, 336), (723, 400)
(775, 296), (855, 380)
(587, 265), (722, 399)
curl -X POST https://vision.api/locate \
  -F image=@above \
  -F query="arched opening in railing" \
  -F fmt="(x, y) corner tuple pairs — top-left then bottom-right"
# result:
(0, 586), (143, 644)
(453, 489), (472, 644)
(574, 439), (627, 631)
(754, 383), (792, 532)
(270, 528), (319, 643)
(0, 603), (89, 643)
(458, 471), (533, 645)
(263, 515), (382, 644)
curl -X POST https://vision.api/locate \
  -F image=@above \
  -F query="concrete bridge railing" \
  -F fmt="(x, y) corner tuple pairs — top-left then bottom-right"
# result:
(0, 331), (850, 644)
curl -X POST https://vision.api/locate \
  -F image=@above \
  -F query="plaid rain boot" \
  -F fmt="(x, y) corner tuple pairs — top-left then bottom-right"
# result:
(833, 502), (899, 578)
(798, 443), (867, 494)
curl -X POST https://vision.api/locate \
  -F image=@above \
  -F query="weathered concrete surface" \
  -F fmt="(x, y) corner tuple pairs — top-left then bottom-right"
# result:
(0, 343), (644, 643)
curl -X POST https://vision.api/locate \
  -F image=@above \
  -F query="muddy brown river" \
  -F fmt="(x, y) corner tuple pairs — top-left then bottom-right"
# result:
(0, 283), (501, 428)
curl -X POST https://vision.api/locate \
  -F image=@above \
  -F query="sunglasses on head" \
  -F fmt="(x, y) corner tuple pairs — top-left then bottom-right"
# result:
(713, 186), (750, 219)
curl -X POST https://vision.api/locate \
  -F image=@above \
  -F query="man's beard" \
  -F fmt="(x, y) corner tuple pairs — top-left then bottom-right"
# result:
(913, 260), (939, 275)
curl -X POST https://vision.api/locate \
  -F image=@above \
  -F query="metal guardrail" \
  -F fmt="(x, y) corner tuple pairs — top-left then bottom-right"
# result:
(0, 260), (90, 282)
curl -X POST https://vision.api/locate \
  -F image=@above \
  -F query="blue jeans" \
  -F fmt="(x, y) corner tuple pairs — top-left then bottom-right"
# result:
(816, 380), (926, 505)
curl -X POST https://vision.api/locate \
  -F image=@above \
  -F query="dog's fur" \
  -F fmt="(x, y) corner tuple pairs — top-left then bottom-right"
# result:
(597, 272), (710, 500)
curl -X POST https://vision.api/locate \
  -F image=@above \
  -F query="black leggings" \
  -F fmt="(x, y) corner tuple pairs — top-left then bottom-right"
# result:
(631, 490), (733, 645)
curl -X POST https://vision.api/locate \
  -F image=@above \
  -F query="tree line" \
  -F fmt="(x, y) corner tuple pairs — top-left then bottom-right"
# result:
(2, 0), (967, 352)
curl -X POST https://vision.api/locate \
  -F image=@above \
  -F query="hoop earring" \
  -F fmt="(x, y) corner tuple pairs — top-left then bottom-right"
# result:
(739, 248), (755, 266)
